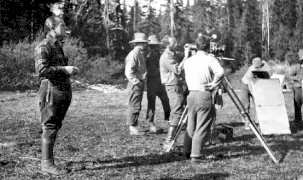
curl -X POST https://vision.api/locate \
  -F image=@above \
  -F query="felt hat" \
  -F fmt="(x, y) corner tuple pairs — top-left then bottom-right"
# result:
(298, 49), (303, 61)
(129, 32), (149, 43)
(252, 57), (263, 68)
(148, 35), (162, 45)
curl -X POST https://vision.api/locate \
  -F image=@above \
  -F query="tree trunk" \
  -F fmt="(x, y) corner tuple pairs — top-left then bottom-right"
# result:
(170, 0), (174, 36)
(133, 0), (136, 32)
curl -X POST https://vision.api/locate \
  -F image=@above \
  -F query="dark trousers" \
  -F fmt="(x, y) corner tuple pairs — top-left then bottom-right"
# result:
(127, 81), (145, 126)
(146, 78), (170, 122)
(165, 85), (185, 126)
(183, 90), (215, 157)
(293, 87), (303, 130)
(38, 79), (72, 139)
(240, 83), (254, 114)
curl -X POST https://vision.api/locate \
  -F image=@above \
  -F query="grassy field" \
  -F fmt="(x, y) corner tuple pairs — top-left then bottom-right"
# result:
(1, 77), (303, 180)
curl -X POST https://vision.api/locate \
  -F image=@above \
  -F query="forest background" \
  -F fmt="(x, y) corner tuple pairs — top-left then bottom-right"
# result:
(0, 0), (303, 90)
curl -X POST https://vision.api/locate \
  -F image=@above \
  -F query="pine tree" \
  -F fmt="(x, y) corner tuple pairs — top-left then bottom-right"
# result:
(241, 0), (262, 62)
(271, 0), (297, 61)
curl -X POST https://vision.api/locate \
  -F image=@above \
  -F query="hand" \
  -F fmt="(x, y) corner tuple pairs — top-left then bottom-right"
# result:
(63, 66), (79, 76)
(184, 44), (190, 58)
(205, 83), (215, 91)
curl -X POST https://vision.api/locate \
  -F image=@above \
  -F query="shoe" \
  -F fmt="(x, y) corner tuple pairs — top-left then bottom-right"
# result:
(41, 159), (69, 175)
(129, 126), (146, 136)
(183, 152), (190, 159)
(150, 126), (163, 134)
(190, 157), (211, 164)
(244, 122), (250, 130)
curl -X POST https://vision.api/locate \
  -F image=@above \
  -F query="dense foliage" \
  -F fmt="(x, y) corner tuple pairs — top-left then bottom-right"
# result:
(1, 0), (303, 90)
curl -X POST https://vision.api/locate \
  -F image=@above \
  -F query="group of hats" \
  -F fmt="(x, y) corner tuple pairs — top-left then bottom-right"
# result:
(129, 32), (162, 45)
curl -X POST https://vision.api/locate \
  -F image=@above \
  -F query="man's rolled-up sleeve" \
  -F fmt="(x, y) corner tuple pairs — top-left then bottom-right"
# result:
(163, 54), (182, 75)
(35, 44), (67, 79)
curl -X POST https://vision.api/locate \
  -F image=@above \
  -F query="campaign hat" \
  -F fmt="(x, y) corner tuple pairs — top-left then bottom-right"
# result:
(129, 32), (149, 43)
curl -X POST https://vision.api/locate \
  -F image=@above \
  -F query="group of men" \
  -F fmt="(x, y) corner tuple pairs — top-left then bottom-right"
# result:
(124, 32), (224, 163)
(34, 15), (224, 175)
(34, 15), (303, 176)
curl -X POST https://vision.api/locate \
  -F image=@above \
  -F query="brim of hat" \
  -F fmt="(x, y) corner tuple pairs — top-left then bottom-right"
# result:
(254, 62), (264, 68)
(148, 42), (163, 45)
(129, 40), (149, 43)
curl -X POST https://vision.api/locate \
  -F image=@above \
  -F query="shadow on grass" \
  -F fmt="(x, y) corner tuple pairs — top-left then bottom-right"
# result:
(68, 151), (187, 172)
(160, 172), (230, 180)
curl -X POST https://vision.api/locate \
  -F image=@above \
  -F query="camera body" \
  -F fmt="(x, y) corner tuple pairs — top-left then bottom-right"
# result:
(184, 43), (197, 51)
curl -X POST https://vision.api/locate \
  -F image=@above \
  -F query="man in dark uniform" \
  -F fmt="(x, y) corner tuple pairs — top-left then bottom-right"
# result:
(145, 35), (170, 133)
(35, 16), (79, 175)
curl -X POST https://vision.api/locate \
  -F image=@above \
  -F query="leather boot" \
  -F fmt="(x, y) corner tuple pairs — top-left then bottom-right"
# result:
(41, 138), (69, 175)
(163, 125), (176, 150)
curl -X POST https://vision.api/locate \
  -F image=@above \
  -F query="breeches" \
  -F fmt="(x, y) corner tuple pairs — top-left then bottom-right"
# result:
(293, 87), (303, 127)
(127, 81), (145, 126)
(38, 80), (72, 139)
(165, 85), (185, 126)
(240, 83), (253, 113)
(146, 79), (170, 122)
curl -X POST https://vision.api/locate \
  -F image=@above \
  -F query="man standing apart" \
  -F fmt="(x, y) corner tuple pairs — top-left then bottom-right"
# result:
(160, 36), (189, 149)
(286, 49), (303, 133)
(240, 57), (272, 129)
(182, 36), (224, 163)
(145, 35), (171, 133)
(125, 32), (149, 136)
(35, 16), (79, 175)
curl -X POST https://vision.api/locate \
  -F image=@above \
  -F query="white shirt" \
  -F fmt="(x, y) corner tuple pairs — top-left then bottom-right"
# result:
(184, 51), (224, 91)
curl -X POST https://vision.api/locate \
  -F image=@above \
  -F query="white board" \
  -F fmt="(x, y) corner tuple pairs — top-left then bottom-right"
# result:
(250, 79), (291, 135)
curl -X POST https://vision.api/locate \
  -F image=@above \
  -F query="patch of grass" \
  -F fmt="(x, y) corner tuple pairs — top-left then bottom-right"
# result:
(0, 87), (303, 180)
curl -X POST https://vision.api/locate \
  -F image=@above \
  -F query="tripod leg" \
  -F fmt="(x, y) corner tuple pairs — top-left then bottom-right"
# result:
(209, 110), (216, 145)
(165, 109), (188, 153)
(222, 77), (279, 164)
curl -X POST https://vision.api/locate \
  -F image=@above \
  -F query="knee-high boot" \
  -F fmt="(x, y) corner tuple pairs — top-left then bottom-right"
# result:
(41, 137), (69, 175)
(182, 131), (192, 158)
(163, 125), (176, 150)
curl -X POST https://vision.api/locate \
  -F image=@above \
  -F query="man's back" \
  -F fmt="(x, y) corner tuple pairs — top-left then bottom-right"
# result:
(184, 51), (224, 91)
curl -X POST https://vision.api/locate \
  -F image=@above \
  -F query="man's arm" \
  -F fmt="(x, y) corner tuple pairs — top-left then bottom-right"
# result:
(286, 65), (301, 82)
(178, 47), (190, 70)
(163, 48), (189, 75)
(125, 54), (143, 86)
(163, 55), (183, 75)
(205, 58), (224, 90)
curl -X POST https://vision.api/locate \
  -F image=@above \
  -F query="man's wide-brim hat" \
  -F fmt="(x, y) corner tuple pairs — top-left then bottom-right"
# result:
(298, 49), (303, 61)
(252, 57), (264, 68)
(148, 35), (162, 45)
(129, 32), (149, 43)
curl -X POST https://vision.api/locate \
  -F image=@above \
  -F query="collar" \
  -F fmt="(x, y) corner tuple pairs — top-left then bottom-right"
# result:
(134, 46), (144, 54)
(196, 50), (208, 55)
(46, 34), (63, 46)
(165, 48), (174, 55)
